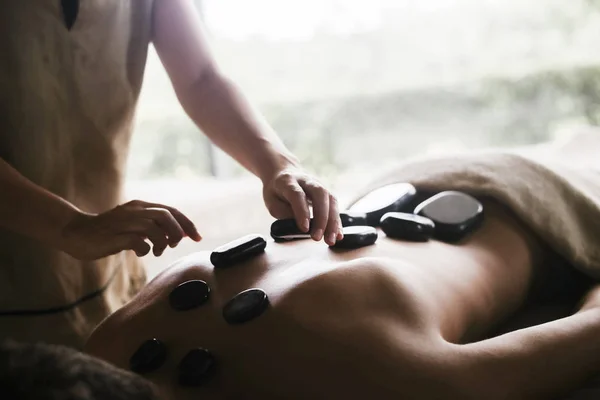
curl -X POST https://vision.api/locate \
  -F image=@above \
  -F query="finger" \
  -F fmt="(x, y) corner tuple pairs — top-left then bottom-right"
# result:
(142, 208), (185, 248)
(121, 217), (169, 256)
(130, 201), (201, 242)
(118, 234), (151, 257)
(300, 180), (329, 241)
(324, 194), (343, 246)
(278, 180), (311, 233)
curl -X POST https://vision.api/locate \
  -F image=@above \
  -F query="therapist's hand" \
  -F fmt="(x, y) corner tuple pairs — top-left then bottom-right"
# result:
(262, 166), (343, 246)
(58, 200), (202, 261)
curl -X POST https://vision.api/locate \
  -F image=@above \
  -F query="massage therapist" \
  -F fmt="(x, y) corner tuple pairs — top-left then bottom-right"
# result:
(0, 0), (342, 348)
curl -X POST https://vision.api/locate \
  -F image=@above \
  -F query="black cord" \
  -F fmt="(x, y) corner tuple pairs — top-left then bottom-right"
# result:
(0, 266), (121, 317)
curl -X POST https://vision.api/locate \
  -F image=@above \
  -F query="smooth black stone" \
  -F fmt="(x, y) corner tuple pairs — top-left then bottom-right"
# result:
(178, 348), (216, 387)
(380, 212), (435, 242)
(169, 280), (210, 311)
(61, 0), (79, 30)
(222, 288), (269, 325)
(210, 234), (267, 269)
(129, 338), (167, 374)
(270, 218), (313, 242)
(414, 191), (484, 243)
(347, 183), (417, 227)
(340, 212), (368, 227)
(331, 225), (378, 249)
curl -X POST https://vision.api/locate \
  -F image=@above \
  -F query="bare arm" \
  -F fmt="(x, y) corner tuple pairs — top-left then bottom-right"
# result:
(0, 157), (200, 259)
(461, 306), (600, 400)
(151, 0), (294, 181)
(151, 0), (343, 245)
(0, 157), (79, 248)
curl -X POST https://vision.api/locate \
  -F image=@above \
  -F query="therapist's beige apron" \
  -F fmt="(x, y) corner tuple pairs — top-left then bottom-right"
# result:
(0, 0), (154, 348)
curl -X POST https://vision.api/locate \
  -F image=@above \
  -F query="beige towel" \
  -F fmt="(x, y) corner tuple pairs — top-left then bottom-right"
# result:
(351, 133), (600, 278)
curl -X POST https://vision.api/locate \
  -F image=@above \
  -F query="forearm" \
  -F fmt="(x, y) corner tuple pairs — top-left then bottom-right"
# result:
(0, 157), (80, 247)
(177, 69), (298, 181)
(461, 309), (600, 399)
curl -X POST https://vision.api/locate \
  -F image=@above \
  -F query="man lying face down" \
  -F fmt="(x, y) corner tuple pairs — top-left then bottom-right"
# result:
(84, 172), (600, 400)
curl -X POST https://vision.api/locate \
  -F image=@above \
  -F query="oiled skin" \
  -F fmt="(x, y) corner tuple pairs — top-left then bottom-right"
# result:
(85, 201), (542, 399)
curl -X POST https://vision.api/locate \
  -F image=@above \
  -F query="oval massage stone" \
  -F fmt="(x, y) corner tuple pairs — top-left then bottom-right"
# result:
(340, 212), (368, 227)
(210, 234), (267, 269)
(129, 338), (167, 374)
(331, 226), (378, 249)
(414, 191), (484, 243)
(347, 183), (417, 227)
(380, 212), (435, 242)
(169, 280), (210, 311)
(223, 288), (270, 325)
(178, 348), (217, 387)
(270, 218), (313, 241)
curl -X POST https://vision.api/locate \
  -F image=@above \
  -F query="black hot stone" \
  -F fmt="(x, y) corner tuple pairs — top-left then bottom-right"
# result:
(270, 218), (313, 241)
(178, 348), (217, 387)
(340, 212), (368, 227)
(347, 183), (417, 227)
(129, 338), (167, 374)
(222, 288), (269, 325)
(210, 234), (267, 269)
(380, 212), (435, 242)
(331, 225), (378, 249)
(169, 280), (210, 311)
(414, 191), (484, 243)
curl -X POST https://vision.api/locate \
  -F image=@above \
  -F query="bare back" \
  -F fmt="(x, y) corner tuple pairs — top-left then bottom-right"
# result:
(86, 201), (541, 399)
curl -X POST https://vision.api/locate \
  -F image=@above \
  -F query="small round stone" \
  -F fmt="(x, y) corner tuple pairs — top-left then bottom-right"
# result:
(129, 338), (167, 374)
(340, 212), (368, 227)
(178, 348), (217, 387)
(169, 280), (210, 311)
(222, 288), (269, 325)
(348, 183), (417, 226)
(331, 225), (378, 249)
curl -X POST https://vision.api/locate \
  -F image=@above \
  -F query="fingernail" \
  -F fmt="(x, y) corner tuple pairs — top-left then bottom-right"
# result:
(328, 233), (337, 244)
(302, 219), (310, 232)
(313, 229), (324, 241)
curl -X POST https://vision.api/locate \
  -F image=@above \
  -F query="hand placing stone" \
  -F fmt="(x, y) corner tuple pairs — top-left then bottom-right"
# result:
(210, 234), (267, 269)
(347, 183), (417, 227)
(330, 226), (378, 249)
(222, 288), (270, 325)
(414, 191), (484, 243)
(178, 348), (217, 387)
(380, 212), (435, 242)
(129, 338), (167, 374)
(169, 280), (210, 311)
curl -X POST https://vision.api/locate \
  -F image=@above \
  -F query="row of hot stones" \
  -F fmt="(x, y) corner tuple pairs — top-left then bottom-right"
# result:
(128, 183), (484, 387)
(270, 183), (484, 245)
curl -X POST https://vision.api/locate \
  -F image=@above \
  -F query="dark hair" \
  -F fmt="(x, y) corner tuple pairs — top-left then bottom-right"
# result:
(0, 340), (161, 400)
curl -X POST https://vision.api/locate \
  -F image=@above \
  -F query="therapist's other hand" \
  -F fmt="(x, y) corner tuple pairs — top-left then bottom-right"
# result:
(59, 200), (202, 260)
(262, 166), (343, 246)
